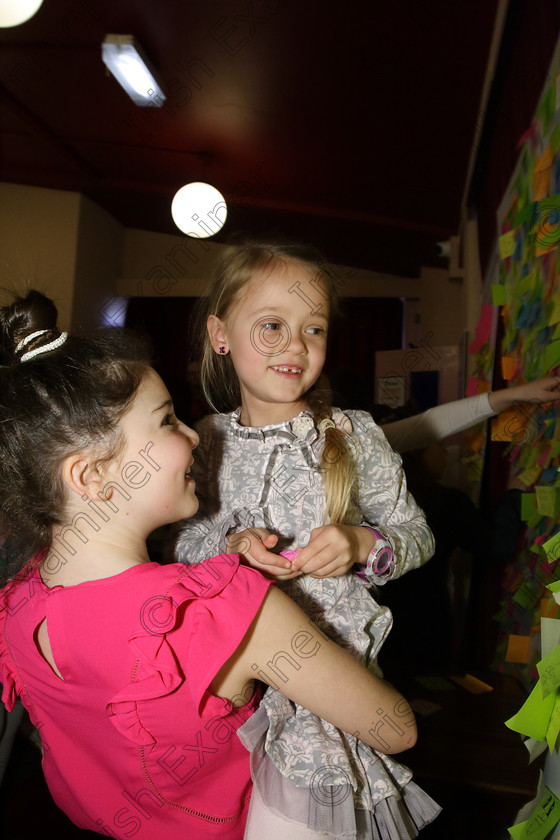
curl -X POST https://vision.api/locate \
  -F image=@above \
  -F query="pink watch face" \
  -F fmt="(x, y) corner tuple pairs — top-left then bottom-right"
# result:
(373, 545), (394, 575)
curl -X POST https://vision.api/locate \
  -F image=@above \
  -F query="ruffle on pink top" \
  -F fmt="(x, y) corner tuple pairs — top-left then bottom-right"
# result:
(106, 556), (264, 746)
(0, 604), (21, 711)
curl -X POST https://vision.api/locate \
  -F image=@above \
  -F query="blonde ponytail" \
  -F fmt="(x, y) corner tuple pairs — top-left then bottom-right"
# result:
(306, 387), (356, 525)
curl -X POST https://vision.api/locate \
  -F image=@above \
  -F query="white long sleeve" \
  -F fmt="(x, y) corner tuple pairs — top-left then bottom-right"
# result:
(381, 393), (495, 454)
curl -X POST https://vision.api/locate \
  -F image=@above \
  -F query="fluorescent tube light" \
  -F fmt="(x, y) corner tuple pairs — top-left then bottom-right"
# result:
(102, 34), (166, 107)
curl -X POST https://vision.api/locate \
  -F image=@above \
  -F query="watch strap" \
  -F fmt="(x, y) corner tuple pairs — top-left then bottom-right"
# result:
(354, 526), (395, 582)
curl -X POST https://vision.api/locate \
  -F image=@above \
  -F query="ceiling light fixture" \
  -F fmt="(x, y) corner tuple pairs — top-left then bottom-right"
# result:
(0, 0), (44, 27)
(101, 34), (166, 107)
(171, 183), (228, 238)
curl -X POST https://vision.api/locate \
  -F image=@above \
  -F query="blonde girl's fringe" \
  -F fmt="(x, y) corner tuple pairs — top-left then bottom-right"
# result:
(307, 388), (356, 525)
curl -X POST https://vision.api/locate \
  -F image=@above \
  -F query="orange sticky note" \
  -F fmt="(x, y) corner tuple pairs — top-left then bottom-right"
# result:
(450, 674), (494, 694)
(533, 146), (553, 201)
(506, 634), (531, 663)
(491, 408), (528, 442)
(541, 597), (560, 618)
(536, 224), (558, 257)
(501, 356), (517, 380)
(464, 430), (487, 453)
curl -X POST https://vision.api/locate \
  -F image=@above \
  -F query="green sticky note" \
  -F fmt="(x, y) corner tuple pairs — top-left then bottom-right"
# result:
(505, 679), (556, 740)
(508, 789), (560, 839)
(492, 284), (507, 305)
(519, 464), (543, 488)
(521, 493), (538, 521)
(548, 579), (560, 594)
(537, 645), (560, 699)
(514, 203), (536, 227)
(547, 692), (560, 752)
(552, 122), (560, 156)
(499, 230), (516, 259)
(535, 486), (560, 518)
(528, 511), (544, 532)
(545, 341), (560, 372)
(551, 298), (560, 326)
(543, 533), (560, 563)
(519, 269), (536, 295)
(513, 581), (539, 611)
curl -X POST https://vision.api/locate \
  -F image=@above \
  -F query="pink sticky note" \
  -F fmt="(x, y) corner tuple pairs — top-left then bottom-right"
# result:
(465, 376), (480, 396)
(538, 445), (552, 467)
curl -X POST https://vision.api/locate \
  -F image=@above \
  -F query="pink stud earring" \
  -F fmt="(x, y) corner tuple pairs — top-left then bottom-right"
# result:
(218, 346), (226, 354)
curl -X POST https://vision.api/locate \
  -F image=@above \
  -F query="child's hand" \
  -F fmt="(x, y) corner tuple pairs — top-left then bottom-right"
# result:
(292, 524), (371, 578)
(225, 529), (300, 580)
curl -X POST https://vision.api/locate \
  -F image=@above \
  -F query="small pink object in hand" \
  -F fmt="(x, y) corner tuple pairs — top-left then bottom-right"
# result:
(279, 549), (300, 564)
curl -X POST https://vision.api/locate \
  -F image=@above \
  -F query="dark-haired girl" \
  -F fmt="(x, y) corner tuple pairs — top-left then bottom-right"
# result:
(0, 290), (418, 839)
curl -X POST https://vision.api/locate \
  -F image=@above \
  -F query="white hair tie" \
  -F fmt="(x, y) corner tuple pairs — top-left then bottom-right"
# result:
(318, 418), (336, 434)
(15, 330), (49, 352)
(16, 330), (69, 362)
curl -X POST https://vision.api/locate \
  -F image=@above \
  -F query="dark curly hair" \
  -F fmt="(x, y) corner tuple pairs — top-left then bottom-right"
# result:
(0, 290), (151, 581)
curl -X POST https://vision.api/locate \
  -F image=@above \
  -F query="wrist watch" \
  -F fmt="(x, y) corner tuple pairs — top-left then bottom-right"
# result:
(355, 527), (394, 582)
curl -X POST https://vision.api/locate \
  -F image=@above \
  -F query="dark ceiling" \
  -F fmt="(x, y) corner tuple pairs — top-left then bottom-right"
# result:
(0, 0), (500, 277)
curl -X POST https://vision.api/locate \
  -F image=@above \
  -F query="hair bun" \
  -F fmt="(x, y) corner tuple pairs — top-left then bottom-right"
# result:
(0, 290), (59, 364)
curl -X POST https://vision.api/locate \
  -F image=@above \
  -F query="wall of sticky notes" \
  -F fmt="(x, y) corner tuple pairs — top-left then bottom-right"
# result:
(489, 36), (560, 687)
(470, 33), (560, 836)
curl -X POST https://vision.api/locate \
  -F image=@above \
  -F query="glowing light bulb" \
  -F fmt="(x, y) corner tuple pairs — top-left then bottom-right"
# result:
(171, 182), (227, 238)
(0, 0), (44, 27)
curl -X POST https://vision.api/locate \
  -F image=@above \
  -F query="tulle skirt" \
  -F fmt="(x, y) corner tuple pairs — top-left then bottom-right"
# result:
(239, 705), (441, 840)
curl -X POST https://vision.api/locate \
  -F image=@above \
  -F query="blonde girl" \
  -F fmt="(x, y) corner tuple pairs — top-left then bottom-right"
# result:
(175, 240), (440, 839)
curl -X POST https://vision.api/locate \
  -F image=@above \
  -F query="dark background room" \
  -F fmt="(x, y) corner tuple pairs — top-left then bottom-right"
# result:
(2, 1), (560, 837)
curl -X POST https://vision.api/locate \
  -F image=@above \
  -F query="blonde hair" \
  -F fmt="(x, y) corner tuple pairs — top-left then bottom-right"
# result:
(199, 238), (356, 525)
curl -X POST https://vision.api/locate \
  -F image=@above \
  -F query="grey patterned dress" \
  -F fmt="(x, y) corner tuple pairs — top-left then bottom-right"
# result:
(175, 409), (439, 839)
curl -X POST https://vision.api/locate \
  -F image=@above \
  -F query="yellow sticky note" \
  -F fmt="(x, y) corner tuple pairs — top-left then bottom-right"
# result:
(450, 674), (493, 694)
(506, 679), (556, 740)
(499, 230), (516, 259)
(506, 634), (532, 664)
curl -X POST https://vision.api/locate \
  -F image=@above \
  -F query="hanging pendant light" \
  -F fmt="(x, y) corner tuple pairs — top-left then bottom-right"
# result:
(171, 182), (227, 238)
(0, 0), (44, 27)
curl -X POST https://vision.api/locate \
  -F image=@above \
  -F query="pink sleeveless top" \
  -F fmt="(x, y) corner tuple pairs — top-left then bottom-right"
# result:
(0, 555), (271, 839)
